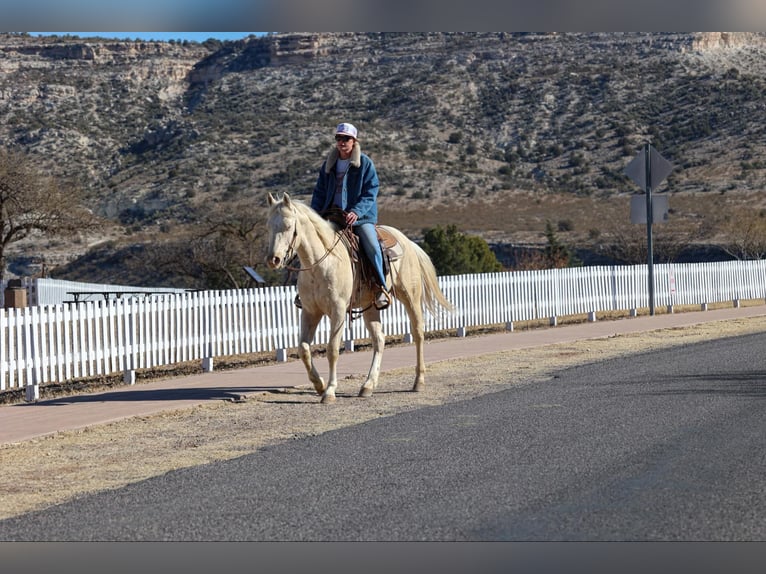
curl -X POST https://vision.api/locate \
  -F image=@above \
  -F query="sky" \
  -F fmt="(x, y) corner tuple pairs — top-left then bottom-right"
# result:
(11, 1), (766, 34)
(29, 32), (263, 43)
(12, 0), (766, 33)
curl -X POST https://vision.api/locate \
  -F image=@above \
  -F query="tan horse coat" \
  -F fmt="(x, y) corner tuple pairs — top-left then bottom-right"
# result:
(266, 192), (452, 403)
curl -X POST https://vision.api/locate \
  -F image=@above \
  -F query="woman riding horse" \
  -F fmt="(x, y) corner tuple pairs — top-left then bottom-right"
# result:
(308, 122), (390, 311)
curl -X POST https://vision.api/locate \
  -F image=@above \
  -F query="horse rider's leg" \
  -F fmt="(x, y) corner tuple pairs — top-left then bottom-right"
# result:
(355, 224), (390, 310)
(359, 307), (385, 398)
(321, 310), (346, 404)
(299, 311), (326, 395)
(354, 224), (388, 289)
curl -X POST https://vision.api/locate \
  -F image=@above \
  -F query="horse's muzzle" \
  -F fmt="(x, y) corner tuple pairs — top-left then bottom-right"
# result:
(266, 255), (283, 269)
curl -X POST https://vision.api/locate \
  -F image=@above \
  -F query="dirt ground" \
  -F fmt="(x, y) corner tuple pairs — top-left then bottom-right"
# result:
(1, 314), (765, 522)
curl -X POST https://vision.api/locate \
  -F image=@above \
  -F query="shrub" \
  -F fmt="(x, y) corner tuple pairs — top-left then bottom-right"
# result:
(420, 224), (503, 275)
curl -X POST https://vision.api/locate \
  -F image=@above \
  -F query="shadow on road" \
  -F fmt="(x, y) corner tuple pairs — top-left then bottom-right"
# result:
(16, 386), (295, 406)
(646, 371), (766, 398)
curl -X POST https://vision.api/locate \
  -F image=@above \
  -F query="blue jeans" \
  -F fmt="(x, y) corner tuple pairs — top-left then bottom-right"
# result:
(354, 223), (387, 288)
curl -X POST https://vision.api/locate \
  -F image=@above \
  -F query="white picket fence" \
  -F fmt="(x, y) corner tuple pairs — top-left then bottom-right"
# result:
(2, 260), (766, 401)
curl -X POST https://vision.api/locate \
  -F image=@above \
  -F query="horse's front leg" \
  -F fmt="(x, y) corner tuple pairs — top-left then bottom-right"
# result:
(298, 312), (326, 395)
(359, 307), (385, 398)
(320, 311), (347, 404)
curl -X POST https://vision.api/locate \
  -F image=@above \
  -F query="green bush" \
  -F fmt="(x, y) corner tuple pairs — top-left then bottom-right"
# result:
(420, 224), (503, 276)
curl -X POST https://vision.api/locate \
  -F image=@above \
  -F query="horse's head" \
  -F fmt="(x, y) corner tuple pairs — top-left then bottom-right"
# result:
(265, 192), (299, 269)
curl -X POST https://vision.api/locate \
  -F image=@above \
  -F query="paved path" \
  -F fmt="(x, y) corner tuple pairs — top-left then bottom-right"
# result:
(2, 305), (765, 445)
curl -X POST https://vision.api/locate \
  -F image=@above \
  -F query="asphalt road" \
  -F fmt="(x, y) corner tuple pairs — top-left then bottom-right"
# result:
(1, 331), (764, 541)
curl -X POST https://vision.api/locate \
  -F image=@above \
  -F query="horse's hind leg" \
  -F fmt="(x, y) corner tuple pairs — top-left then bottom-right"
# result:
(299, 312), (326, 395)
(359, 307), (385, 398)
(402, 295), (426, 392)
(411, 327), (426, 392)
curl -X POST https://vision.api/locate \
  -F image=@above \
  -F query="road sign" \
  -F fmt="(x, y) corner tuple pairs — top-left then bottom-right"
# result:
(624, 143), (674, 317)
(630, 194), (669, 224)
(624, 146), (673, 189)
(243, 266), (265, 284)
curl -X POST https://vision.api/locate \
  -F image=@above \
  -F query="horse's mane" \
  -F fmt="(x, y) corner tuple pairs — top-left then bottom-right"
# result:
(291, 199), (340, 249)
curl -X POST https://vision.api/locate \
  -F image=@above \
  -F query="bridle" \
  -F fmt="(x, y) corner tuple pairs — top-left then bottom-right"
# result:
(283, 211), (345, 273)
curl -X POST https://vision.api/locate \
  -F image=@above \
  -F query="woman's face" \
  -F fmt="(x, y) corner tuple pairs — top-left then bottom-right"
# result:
(335, 134), (355, 158)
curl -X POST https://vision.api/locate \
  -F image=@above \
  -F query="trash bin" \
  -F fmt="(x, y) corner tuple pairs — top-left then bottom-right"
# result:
(4, 279), (27, 309)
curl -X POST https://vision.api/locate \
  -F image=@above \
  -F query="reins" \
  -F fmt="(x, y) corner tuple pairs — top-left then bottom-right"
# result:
(284, 217), (346, 273)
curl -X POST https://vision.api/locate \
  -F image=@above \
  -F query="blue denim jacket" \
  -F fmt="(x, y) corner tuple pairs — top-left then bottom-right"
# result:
(311, 148), (380, 226)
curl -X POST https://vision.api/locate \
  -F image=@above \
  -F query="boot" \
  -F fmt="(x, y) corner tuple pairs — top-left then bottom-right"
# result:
(374, 287), (390, 310)
(294, 294), (302, 309)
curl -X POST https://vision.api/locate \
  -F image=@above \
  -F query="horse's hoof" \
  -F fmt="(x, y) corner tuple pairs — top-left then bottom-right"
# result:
(412, 382), (424, 392)
(320, 394), (336, 404)
(313, 380), (327, 395)
(359, 387), (373, 398)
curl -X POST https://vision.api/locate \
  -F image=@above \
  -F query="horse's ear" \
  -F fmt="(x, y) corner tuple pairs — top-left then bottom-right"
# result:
(267, 192), (278, 206)
(283, 192), (292, 206)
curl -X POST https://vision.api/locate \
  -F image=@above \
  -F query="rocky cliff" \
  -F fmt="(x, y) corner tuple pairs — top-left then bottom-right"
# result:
(2, 31), (766, 282)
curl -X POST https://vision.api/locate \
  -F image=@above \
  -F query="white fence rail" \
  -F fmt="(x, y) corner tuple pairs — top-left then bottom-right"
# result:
(30, 277), (188, 306)
(2, 260), (766, 400)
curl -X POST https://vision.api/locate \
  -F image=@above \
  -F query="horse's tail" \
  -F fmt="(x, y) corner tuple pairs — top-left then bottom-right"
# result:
(411, 241), (454, 316)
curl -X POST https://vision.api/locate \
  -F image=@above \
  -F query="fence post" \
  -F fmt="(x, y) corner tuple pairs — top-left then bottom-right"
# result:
(202, 291), (215, 372)
(123, 299), (136, 385)
(25, 308), (39, 402)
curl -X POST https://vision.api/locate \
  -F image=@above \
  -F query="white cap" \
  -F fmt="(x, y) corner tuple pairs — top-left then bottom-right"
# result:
(335, 122), (358, 139)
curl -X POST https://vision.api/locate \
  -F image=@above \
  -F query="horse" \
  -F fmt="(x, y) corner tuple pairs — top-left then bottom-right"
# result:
(265, 192), (453, 404)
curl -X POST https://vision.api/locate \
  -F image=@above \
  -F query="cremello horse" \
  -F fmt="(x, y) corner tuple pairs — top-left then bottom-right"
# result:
(266, 192), (452, 404)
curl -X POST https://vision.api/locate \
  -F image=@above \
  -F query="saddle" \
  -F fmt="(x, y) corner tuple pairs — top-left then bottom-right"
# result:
(376, 226), (404, 261)
(320, 208), (403, 292)
(340, 225), (403, 279)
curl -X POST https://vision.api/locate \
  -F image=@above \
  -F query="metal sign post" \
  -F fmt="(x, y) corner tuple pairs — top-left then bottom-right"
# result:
(644, 145), (655, 315)
(625, 143), (673, 316)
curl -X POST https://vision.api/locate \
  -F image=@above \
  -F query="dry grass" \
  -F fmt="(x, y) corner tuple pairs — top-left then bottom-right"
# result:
(380, 190), (766, 249)
(1, 311), (765, 521)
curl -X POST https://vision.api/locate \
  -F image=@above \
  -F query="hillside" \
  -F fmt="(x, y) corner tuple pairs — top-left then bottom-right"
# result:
(2, 31), (766, 285)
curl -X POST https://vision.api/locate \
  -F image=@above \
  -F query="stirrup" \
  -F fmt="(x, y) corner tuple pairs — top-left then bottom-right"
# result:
(374, 289), (390, 310)
(294, 294), (302, 309)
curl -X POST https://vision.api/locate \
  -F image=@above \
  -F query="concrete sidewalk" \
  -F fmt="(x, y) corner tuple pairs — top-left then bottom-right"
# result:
(2, 304), (765, 445)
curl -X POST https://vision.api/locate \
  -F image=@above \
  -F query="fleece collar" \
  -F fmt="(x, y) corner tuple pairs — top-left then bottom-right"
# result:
(325, 141), (361, 172)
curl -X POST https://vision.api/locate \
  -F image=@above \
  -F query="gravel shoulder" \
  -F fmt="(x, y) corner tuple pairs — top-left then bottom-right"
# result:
(1, 314), (765, 521)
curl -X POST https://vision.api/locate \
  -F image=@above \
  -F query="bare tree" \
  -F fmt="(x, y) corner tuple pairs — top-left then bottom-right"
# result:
(598, 217), (702, 264)
(717, 207), (766, 260)
(0, 148), (99, 278)
(140, 199), (279, 289)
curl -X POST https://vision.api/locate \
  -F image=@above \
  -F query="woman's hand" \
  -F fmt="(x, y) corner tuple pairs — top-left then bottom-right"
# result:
(344, 211), (358, 226)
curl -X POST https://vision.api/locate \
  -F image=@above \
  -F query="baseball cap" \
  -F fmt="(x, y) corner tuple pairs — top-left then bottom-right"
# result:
(335, 123), (358, 139)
